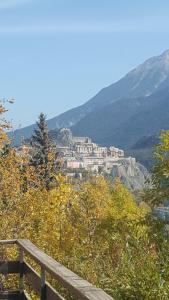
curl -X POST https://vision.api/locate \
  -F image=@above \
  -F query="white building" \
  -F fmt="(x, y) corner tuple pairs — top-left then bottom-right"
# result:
(55, 130), (126, 174)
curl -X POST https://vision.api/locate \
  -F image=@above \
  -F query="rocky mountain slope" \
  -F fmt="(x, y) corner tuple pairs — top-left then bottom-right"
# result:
(109, 158), (150, 190)
(72, 87), (169, 148)
(72, 86), (169, 169)
(126, 134), (160, 170)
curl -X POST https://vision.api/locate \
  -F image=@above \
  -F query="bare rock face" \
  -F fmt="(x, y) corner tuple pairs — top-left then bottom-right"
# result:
(110, 157), (150, 190)
(49, 128), (73, 147)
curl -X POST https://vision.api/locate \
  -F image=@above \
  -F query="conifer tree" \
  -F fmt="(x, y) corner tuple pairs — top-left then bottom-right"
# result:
(30, 113), (52, 190)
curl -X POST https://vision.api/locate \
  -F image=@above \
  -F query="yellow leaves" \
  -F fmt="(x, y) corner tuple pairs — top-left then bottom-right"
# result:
(108, 179), (144, 222)
(0, 101), (166, 299)
(145, 129), (169, 206)
(0, 100), (13, 151)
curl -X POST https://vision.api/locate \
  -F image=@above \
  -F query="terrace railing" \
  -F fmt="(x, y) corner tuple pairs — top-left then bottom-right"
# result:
(0, 239), (114, 300)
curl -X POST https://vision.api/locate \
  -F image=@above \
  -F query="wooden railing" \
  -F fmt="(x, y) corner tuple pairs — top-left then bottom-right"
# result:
(0, 239), (114, 300)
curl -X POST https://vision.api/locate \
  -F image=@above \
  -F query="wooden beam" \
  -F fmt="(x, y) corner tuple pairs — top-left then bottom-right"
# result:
(0, 240), (114, 299)
(24, 262), (41, 294)
(0, 290), (20, 299)
(0, 261), (20, 274)
(22, 291), (31, 300)
(24, 262), (65, 300)
(18, 239), (114, 300)
(0, 240), (17, 245)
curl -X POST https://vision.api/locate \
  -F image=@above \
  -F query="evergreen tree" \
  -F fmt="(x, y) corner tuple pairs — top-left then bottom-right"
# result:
(30, 113), (52, 190)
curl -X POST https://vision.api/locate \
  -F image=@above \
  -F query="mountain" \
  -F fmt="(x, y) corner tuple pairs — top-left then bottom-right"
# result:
(49, 128), (73, 147)
(126, 134), (160, 170)
(131, 134), (160, 150)
(11, 49), (169, 146)
(72, 86), (169, 148)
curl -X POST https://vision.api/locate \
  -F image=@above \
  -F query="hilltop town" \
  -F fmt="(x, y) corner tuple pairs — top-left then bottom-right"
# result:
(17, 128), (149, 189)
(18, 127), (136, 175)
(50, 128), (136, 175)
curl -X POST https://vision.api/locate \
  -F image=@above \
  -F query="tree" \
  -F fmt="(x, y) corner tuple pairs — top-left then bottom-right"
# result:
(1, 101), (169, 298)
(145, 130), (169, 206)
(30, 113), (53, 190)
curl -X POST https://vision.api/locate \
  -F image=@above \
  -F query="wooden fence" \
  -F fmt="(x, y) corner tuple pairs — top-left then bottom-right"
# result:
(0, 239), (114, 300)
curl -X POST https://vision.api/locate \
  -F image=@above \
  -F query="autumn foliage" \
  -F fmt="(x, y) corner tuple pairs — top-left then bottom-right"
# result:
(0, 102), (169, 299)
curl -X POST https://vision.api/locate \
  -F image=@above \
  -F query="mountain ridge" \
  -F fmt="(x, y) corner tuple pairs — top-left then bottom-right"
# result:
(10, 49), (169, 147)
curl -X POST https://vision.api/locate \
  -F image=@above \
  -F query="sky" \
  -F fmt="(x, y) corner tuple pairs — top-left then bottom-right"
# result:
(1, 0), (169, 129)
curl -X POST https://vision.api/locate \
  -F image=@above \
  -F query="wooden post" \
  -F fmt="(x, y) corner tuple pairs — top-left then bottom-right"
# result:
(19, 247), (24, 299)
(40, 266), (46, 300)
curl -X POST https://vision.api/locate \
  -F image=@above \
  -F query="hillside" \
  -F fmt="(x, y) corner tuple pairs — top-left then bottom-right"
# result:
(126, 134), (160, 169)
(72, 87), (169, 149)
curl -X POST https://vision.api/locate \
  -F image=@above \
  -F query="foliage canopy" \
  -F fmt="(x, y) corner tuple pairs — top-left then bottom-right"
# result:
(0, 104), (169, 299)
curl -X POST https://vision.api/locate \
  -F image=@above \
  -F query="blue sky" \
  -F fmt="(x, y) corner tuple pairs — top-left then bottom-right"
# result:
(1, 0), (169, 128)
